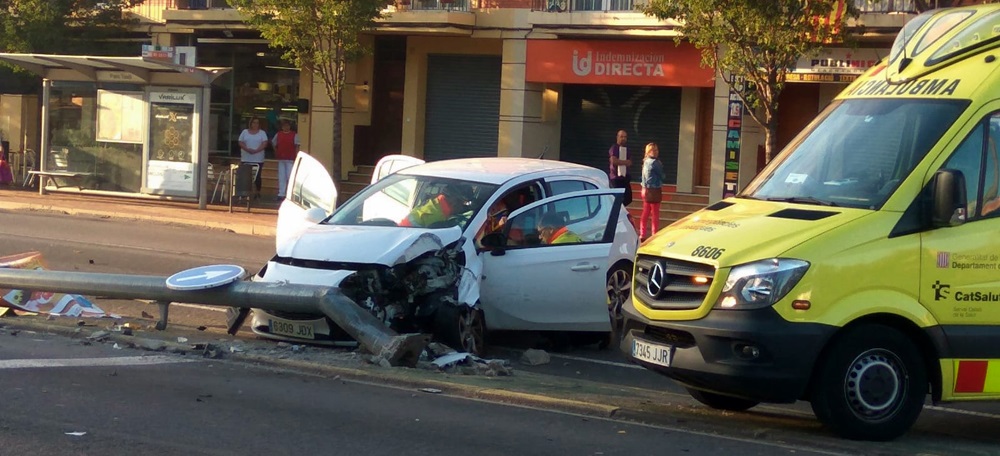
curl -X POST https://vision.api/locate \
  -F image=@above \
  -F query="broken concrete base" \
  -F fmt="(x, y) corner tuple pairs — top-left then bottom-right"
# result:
(378, 333), (432, 368)
(520, 349), (551, 366)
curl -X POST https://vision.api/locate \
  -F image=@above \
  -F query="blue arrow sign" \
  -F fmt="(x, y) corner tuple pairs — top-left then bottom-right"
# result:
(166, 264), (246, 291)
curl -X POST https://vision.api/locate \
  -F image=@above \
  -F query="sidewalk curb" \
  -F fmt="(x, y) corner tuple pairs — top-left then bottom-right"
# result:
(238, 352), (622, 418)
(0, 201), (276, 237)
(1, 317), (620, 418)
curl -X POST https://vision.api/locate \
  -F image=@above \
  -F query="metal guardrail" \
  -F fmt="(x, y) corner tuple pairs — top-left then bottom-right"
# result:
(0, 269), (429, 367)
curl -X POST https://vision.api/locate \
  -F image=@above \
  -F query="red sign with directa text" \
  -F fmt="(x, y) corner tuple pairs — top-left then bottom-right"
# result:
(526, 40), (714, 87)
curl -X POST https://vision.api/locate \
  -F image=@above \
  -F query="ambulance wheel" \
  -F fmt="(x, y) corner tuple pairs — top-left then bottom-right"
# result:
(686, 388), (759, 411)
(809, 324), (927, 441)
(434, 304), (486, 357)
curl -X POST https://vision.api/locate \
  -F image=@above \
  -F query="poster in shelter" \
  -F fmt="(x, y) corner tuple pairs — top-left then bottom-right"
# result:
(97, 90), (145, 143)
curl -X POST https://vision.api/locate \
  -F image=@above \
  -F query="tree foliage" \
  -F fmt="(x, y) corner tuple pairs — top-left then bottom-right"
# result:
(229, 0), (390, 180)
(0, 0), (141, 54)
(643, 0), (858, 163)
(0, 0), (141, 92)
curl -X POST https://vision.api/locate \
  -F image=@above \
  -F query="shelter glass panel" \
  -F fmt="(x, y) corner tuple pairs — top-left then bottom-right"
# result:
(49, 81), (143, 192)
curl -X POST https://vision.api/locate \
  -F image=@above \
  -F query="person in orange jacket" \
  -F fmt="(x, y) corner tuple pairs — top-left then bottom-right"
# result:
(536, 211), (582, 244)
(399, 185), (472, 228)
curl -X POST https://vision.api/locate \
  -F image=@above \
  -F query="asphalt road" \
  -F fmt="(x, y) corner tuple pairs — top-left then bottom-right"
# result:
(3, 209), (1000, 454)
(0, 330), (834, 456)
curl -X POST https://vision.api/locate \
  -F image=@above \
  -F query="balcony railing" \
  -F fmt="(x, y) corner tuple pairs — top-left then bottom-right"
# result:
(854, 0), (915, 14)
(408, 0), (472, 12)
(178, 0), (231, 8)
(530, 0), (645, 12)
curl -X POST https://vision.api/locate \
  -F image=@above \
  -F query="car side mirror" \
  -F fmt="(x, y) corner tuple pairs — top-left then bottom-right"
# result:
(931, 169), (967, 228)
(480, 232), (506, 256)
(304, 206), (328, 224)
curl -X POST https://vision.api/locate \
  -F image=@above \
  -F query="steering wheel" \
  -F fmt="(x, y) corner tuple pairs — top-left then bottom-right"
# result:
(359, 218), (398, 227)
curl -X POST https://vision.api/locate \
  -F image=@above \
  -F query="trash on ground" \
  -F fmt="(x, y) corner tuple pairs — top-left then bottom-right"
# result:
(431, 352), (472, 368)
(419, 388), (442, 394)
(0, 252), (107, 318)
(429, 351), (513, 377)
(65, 432), (87, 436)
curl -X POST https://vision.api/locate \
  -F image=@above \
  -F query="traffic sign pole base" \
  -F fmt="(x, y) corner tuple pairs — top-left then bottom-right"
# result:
(155, 300), (170, 330)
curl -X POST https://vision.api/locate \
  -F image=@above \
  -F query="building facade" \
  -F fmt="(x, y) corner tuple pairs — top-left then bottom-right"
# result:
(128, 0), (914, 209)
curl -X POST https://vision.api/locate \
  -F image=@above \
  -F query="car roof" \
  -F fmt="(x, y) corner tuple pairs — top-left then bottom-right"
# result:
(398, 157), (608, 185)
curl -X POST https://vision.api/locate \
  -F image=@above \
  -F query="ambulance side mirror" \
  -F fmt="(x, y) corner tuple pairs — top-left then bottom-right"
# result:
(931, 169), (967, 228)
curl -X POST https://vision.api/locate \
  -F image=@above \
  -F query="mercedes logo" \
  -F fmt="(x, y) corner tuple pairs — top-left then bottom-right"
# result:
(646, 261), (667, 298)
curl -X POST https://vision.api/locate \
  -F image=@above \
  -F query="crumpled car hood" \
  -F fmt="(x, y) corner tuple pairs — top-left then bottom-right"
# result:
(276, 224), (464, 266)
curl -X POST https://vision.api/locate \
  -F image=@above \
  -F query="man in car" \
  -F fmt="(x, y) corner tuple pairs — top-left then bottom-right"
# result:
(536, 211), (582, 244)
(399, 184), (472, 227)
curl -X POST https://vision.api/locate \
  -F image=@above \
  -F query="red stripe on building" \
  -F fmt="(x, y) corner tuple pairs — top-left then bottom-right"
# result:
(955, 360), (989, 393)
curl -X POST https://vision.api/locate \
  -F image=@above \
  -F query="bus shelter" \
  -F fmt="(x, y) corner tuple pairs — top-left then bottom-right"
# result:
(0, 53), (230, 209)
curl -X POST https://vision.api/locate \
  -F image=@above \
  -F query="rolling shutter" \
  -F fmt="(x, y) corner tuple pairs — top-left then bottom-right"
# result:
(424, 54), (502, 161)
(559, 84), (681, 184)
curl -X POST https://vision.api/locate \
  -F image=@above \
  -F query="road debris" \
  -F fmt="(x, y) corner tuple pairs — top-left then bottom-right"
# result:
(419, 388), (442, 394)
(0, 252), (108, 318)
(136, 339), (166, 351)
(520, 349), (551, 366)
(64, 432), (87, 437)
(428, 351), (512, 376)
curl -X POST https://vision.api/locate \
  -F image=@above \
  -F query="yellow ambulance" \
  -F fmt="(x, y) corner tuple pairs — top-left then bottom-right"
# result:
(621, 4), (1000, 441)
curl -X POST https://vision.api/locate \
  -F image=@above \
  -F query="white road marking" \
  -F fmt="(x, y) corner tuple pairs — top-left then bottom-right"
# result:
(548, 353), (645, 370)
(0, 355), (195, 369)
(926, 404), (1000, 419)
(173, 303), (228, 313)
(515, 349), (1000, 423)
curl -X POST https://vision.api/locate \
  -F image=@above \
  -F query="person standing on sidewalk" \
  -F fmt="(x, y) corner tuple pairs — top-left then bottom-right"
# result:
(271, 119), (300, 201)
(238, 117), (269, 199)
(639, 142), (665, 241)
(608, 129), (633, 206)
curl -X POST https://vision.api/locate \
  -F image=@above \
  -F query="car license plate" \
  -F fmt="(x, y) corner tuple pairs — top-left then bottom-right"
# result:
(268, 318), (315, 340)
(632, 339), (673, 367)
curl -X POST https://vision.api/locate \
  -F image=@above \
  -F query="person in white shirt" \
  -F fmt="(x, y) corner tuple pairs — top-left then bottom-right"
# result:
(238, 117), (269, 198)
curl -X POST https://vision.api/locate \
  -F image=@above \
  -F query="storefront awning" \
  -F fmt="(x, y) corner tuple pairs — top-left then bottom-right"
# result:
(0, 53), (230, 86)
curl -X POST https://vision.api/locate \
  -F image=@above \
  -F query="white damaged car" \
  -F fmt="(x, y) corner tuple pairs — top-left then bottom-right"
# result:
(250, 152), (638, 355)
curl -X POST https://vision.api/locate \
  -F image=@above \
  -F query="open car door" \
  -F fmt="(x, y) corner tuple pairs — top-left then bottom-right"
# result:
(371, 154), (424, 184)
(478, 188), (625, 331)
(276, 152), (337, 249)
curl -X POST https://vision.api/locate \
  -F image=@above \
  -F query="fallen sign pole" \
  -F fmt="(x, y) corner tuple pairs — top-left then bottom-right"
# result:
(0, 268), (428, 367)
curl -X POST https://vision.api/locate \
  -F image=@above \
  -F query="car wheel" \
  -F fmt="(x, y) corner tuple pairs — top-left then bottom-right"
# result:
(686, 388), (760, 411)
(605, 262), (632, 349)
(809, 324), (927, 441)
(434, 304), (486, 356)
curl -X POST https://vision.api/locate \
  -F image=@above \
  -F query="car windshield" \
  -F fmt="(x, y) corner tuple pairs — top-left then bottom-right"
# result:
(742, 98), (968, 209)
(325, 173), (498, 230)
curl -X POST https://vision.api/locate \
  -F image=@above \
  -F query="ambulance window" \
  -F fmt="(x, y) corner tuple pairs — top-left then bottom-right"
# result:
(943, 123), (985, 218)
(982, 116), (1000, 217)
(942, 113), (1000, 220)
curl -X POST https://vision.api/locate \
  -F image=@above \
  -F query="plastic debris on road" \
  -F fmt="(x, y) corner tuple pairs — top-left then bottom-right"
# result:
(0, 252), (107, 318)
